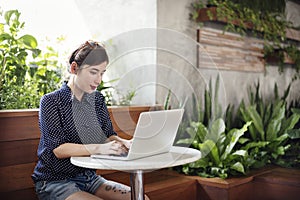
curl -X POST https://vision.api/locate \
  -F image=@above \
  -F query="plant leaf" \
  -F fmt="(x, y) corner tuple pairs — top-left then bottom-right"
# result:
(242, 141), (270, 150)
(196, 122), (208, 142)
(232, 150), (247, 157)
(0, 33), (11, 41)
(230, 162), (245, 174)
(18, 34), (38, 48)
(279, 112), (300, 136)
(247, 105), (265, 140)
(287, 129), (300, 139)
(199, 139), (220, 165)
(188, 157), (210, 168)
(266, 100), (285, 141)
(221, 121), (252, 160)
(208, 118), (225, 143)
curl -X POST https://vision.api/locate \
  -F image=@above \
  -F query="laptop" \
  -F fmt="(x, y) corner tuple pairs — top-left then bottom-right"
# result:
(91, 108), (184, 160)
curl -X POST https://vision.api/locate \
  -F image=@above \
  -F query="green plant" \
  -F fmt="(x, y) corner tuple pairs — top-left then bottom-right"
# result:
(111, 87), (137, 106)
(164, 89), (172, 110)
(176, 118), (252, 178)
(175, 75), (224, 141)
(97, 78), (119, 106)
(275, 115), (300, 168)
(175, 76), (300, 178)
(0, 10), (62, 109)
(191, 0), (300, 73)
(1, 10), (40, 109)
(174, 76), (256, 178)
(237, 82), (300, 168)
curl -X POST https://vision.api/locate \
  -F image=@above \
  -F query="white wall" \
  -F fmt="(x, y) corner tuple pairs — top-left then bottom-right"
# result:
(73, 0), (157, 105)
(1, 0), (157, 105)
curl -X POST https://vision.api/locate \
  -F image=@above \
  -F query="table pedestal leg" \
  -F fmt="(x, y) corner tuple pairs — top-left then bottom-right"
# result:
(130, 170), (144, 200)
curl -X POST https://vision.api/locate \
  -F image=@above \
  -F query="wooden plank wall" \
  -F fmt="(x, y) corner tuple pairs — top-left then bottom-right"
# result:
(197, 27), (265, 72)
(0, 106), (157, 199)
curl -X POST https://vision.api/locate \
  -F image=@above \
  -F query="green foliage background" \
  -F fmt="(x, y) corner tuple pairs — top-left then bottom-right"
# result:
(175, 76), (300, 178)
(0, 10), (63, 109)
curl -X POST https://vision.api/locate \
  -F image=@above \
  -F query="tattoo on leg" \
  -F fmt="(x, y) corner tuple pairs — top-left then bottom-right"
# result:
(105, 185), (112, 191)
(105, 183), (131, 194)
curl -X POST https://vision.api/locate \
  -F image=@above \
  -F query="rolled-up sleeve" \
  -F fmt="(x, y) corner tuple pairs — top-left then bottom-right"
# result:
(38, 94), (70, 171)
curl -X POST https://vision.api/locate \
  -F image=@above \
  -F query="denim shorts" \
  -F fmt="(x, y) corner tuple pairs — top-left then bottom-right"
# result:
(35, 170), (107, 200)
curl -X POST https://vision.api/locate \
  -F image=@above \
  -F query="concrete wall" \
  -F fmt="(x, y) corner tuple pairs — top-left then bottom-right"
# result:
(156, 0), (300, 116)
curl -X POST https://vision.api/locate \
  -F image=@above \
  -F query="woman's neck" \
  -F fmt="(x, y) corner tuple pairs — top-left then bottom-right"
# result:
(68, 75), (84, 101)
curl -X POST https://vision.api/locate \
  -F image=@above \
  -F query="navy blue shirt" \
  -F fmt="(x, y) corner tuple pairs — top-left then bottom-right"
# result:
(32, 82), (117, 183)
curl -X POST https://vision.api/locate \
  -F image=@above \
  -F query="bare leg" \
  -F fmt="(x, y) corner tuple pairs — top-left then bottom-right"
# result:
(66, 191), (104, 200)
(94, 180), (150, 200)
(94, 180), (131, 200)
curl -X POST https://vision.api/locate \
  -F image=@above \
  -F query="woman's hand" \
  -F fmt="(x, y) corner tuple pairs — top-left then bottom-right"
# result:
(107, 135), (133, 152)
(120, 138), (133, 150)
(95, 140), (127, 155)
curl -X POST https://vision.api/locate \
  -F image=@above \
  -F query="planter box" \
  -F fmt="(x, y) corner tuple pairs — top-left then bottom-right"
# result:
(179, 165), (300, 200)
(196, 7), (300, 41)
(186, 166), (274, 200)
(253, 167), (300, 200)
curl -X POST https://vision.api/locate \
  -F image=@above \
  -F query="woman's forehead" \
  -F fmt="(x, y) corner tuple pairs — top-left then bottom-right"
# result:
(82, 62), (107, 70)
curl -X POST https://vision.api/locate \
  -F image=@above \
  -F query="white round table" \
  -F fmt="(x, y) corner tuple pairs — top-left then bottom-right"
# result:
(71, 146), (201, 200)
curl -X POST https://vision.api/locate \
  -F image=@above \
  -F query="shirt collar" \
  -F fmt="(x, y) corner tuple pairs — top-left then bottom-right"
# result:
(62, 82), (96, 106)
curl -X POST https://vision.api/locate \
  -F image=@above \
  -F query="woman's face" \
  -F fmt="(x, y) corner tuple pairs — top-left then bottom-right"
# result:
(74, 61), (107, 94)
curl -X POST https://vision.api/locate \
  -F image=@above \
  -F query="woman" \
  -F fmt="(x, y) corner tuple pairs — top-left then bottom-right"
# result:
(32, 40), (148, 200)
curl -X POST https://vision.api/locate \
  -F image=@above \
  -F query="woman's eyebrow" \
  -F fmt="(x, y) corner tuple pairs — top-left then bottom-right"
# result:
(90, 68), (106, 73)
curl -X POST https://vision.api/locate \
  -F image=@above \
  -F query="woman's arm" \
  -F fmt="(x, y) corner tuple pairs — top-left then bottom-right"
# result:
(53, 141), (126, 159)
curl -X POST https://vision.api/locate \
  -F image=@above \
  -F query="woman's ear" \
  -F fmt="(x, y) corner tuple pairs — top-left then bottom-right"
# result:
(70, 62), (78, 74)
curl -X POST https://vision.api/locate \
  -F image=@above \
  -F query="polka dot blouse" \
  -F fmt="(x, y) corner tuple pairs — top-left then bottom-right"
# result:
(32, 82), (117, 183)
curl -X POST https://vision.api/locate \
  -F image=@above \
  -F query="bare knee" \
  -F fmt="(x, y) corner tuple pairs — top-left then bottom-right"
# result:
(66, 191), (103, 200)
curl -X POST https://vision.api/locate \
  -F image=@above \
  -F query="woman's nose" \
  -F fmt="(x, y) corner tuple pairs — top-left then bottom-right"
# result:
(95, 74), (102, 85)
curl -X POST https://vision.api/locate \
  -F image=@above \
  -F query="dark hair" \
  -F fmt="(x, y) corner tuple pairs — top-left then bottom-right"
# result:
(68, 40), (109, 68)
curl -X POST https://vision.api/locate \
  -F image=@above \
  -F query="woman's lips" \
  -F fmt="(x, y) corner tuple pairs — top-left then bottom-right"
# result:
(90, 86), (97, 90)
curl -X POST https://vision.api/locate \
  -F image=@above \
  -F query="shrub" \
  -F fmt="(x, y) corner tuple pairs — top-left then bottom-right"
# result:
(0, 10), (62, 109)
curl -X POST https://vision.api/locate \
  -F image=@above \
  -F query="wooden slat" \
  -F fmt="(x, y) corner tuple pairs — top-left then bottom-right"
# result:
(0, 139), (39, 167)
(286, 28), (300, 41)
(0, 114), (40, 142)
(0, 109), (39, 117)
(1, 188), (38, 200)
(198, 27), (265, 72)
(199, 28), (264, 52)
(0, 163), (36, 192)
